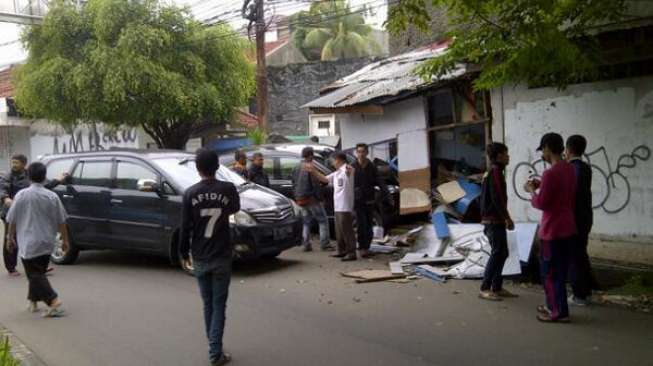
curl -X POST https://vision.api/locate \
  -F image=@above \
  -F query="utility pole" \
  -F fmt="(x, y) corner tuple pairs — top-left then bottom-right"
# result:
(244, 0), (268, 131)
(255, 0), (268, 131)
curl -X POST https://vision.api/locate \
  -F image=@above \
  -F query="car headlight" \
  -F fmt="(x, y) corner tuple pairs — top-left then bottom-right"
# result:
(229, 211), (256, 226)
(291, 200), (302, 217)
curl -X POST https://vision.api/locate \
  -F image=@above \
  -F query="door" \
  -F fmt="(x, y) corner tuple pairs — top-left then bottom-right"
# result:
(109, 159), (165, 252)
(64, 159), (114, 247)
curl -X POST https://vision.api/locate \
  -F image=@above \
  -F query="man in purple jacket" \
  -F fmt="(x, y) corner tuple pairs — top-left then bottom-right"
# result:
(525, 133), (577, 323)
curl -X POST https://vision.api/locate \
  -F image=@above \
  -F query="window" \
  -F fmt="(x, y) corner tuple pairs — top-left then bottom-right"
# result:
(73, 161), (113, 187)
(116, 162), (158, 190)
(317, 120), (331, 129)
(427, 90), (454, 127)
(46, 158), (75, 181)
(279, 157), (300, 180)
(263, 158), (275, 178)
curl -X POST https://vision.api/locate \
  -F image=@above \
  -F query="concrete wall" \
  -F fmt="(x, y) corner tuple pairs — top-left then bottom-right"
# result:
(267, 58), (377, 136)
(491, 76), (653, 246)
(29, 122), (142, 159)
(388, 3), (449, 56)
(0, 126), (30, 173)
(339, 97), (427, 151)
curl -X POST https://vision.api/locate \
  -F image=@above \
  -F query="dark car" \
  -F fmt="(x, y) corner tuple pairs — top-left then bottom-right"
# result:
(40, 149), (303, 271)
(219, 149), (399, 231)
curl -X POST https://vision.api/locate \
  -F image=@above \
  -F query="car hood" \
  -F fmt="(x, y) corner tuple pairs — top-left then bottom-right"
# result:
(238, 183), (292, 211)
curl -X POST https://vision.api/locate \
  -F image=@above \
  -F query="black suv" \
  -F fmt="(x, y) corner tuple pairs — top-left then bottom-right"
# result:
(41, 149), (303, 271)
(219, 149), (399, 231)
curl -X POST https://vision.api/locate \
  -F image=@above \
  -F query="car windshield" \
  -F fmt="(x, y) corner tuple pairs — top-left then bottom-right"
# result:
(153, 157), (246, 189)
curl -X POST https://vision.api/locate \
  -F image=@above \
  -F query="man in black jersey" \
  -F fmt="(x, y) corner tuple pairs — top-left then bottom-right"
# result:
(179, 149), (240, 366)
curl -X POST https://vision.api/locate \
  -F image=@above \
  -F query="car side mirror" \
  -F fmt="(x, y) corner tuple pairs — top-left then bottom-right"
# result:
(137, 178), (159, 193)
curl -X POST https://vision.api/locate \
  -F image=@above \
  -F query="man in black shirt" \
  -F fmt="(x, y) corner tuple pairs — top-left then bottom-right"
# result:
(1, 154), (65, 276)
(247, 152), (270, 187)
(179, 149), (240, 366)
(566, 135), (594, 306)
(351, 143), (388, 258)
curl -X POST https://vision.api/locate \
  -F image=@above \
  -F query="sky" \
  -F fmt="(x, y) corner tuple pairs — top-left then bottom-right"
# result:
(0, 0), (388, 69)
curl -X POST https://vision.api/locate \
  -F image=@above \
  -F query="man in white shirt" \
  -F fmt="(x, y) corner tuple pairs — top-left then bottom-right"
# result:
(308, 152), (357, 261)
(6, 162), (69, 317)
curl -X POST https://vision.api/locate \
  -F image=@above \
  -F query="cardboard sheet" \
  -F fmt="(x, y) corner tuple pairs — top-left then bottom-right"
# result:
(436, 181), (466, 203)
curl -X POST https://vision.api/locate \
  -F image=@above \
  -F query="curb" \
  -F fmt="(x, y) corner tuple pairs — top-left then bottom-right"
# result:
(0, 325), (47, 366)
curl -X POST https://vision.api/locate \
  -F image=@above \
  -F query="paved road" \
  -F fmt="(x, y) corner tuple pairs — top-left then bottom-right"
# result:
(0, 247), (652, 366)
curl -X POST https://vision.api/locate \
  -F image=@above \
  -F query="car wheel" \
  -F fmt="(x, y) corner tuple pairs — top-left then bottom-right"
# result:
(50, 231), (79, 265)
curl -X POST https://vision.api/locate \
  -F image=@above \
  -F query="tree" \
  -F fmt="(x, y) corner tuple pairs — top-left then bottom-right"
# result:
(386, 0), (628, 90)
(291, 0), (383, 61)
(15, 0), (255, 149)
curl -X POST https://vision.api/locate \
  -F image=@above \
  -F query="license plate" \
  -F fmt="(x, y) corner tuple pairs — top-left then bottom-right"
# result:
(273, 226), (293, 240)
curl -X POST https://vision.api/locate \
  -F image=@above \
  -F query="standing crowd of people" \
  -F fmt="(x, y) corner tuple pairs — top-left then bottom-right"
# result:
(1, 133), (596, 365)
(479, 133), (595, 323)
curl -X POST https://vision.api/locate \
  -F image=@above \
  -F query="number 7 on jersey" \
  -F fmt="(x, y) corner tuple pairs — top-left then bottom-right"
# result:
(200, 208), (223, 238)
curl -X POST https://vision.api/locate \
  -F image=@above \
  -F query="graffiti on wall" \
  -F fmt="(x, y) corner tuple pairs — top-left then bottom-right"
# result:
(512, 145), (651, 214)
(51, 126), (138, 154)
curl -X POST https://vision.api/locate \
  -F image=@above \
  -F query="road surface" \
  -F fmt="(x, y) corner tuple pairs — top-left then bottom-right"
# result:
(0, 248), (652, 366)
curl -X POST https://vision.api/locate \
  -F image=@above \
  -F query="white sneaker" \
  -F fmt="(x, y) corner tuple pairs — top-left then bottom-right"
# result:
(568, 295), (590, 306)
(42, 305), (65, 318)
(27, 302), (39, 313)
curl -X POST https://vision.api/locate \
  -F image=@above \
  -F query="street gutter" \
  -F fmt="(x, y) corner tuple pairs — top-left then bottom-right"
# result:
(0, 325), (47, 366)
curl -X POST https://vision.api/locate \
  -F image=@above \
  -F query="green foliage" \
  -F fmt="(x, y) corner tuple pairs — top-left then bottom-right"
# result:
(386, 0), (627, 90)
(15, 0), (255, 149)
(0, 337), (20, 366)
(247, 127), (267, 146)
(290, 0), (382, 61)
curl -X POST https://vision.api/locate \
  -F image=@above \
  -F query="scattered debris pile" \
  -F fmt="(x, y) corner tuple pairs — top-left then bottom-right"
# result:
(356, 179), (539, 285)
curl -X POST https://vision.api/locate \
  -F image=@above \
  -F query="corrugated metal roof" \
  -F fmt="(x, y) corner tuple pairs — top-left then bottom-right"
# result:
(302, 42), (467, 109)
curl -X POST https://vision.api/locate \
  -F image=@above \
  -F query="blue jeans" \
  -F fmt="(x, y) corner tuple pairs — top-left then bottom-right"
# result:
(300, 202), (330, 248)
(195, 258), (232, 362)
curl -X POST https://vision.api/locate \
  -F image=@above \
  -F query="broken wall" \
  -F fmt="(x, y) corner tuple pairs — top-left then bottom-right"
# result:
(491, 75), (653, 243)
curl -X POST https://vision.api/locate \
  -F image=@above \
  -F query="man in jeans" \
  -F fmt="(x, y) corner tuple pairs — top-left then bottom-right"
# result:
(308, 152), (357, 261)
(179, 149), (240, 366)
(352, 143), (388, 258)
(6, 162), (69, 317)
(566, 135), (594, 306)
(526, 133), (577, 323)
(478, 143), (517, 301)
(292, 147), (332, 252)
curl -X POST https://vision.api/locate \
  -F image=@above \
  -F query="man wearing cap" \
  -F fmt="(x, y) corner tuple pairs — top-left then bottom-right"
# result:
(525, 133), (577, 323)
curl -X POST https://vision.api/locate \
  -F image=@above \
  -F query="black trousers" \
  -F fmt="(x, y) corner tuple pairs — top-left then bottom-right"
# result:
(22, 255), (58, 306)
(569, 232), (592, 300)
(355, 204), (374, 250)
(2, 222), (18, 273)
(481, 223), (509, 292)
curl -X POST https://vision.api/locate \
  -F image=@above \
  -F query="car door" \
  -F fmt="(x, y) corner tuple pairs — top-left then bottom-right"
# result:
(109, 159), (166, 252)
(64, 159), (114, 247)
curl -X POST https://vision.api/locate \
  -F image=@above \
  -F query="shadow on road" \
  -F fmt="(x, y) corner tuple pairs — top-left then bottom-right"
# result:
(65, 250), (303, 277)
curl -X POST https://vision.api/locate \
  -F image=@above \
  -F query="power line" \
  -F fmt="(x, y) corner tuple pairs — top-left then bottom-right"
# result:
(201, 0), (387, 26)
(193, 0), (395, 45)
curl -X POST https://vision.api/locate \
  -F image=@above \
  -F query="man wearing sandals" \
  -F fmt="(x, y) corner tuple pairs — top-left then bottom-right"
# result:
(6, 162), (69, 318)
(525, 133), (577, 323)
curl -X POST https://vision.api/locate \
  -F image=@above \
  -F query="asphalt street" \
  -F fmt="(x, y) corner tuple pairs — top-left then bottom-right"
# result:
(1, 246), (652, 366)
